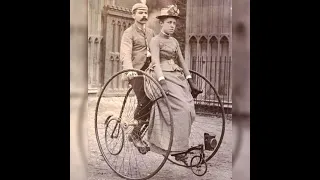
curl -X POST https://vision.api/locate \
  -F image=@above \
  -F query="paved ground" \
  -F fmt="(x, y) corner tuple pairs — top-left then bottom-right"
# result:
(87, 96), (232, 180)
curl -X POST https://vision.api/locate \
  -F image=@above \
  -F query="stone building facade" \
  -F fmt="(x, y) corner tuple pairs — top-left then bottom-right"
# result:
(88, 0), (232, 104)
(185, 0), (232, 103)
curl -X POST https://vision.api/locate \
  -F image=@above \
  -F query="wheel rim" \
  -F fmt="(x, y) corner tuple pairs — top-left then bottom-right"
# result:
(94, 69), (174, 180)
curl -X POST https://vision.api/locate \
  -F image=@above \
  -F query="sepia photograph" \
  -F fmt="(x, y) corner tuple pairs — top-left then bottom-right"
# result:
(85, 0), (235, 179)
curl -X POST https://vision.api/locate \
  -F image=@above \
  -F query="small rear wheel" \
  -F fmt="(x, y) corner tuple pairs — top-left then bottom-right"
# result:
(190, 155), (207, 176)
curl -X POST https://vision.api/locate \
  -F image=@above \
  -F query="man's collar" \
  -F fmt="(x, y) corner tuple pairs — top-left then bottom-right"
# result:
(133, 23), (146, 34)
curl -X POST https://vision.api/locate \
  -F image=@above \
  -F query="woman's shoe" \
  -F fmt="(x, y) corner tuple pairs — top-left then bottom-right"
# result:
(174, 154), (189, 166)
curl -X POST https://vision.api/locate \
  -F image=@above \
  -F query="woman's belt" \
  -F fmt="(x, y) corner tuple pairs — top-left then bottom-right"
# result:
(159, 59), (183, 72)
(160, 59), (175, 65)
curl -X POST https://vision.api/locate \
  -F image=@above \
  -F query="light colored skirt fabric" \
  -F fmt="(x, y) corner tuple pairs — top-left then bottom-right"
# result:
(144, 63), (196, 154)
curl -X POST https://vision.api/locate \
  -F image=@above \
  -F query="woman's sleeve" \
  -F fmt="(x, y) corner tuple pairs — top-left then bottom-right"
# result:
(175, 39), (191, 77)
(149, 37), (165, 81)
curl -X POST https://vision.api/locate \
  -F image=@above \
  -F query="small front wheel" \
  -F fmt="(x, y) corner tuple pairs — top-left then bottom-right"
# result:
(190, 155), (208, 176)
(105, 117), (124, 155)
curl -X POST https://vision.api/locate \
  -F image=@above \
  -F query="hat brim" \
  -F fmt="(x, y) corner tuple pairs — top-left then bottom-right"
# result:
(135, 7), (148, 11)
(156, 15), (180, 19)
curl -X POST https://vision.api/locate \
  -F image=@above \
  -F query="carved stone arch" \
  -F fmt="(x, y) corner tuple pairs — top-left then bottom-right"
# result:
(197, 36), (207, 74)
(220, 36), (229, 57)
(189, 36), (197, 42)
(189, 36), (198, 70)
(208, 35), (219, 93)
(210, 35), (219, 41)
(110, 55), (114, 61)
(94, 37), (99, 43)
(199, 36), (208, 56)
(199, 36), (207, 42)
(209, 36), (219, 58)
(189, 36), (197, 54)
(220, 35), (229, 42)
(88, 36), (93, 43)
(217, 36), (230, 96)
(115, 54), (120, 61)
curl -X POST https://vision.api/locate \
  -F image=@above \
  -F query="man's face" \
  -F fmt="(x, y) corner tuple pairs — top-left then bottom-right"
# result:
(133, 9), (148, 24)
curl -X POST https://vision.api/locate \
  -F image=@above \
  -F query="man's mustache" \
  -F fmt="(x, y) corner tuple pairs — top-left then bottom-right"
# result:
(140, 17), (148, 21)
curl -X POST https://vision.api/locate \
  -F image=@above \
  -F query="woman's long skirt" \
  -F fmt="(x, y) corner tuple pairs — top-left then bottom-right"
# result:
(144, 66), (196, 154)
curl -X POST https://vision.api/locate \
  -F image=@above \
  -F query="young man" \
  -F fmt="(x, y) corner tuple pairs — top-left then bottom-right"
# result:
(120, 3), (155, 148)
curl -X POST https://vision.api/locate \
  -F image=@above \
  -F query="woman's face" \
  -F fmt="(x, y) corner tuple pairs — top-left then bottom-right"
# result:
(160, 17), (177, 35)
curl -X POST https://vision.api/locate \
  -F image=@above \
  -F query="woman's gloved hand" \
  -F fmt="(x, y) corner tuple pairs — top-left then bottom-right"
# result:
(126, 71), (138, 80)
(187, 78), (203, 98)
(159, 79), (170, 95)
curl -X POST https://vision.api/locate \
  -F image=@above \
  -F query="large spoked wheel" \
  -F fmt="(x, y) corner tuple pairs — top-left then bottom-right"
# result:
(168, 70), (226, 167)
(95, 69), (174, 180)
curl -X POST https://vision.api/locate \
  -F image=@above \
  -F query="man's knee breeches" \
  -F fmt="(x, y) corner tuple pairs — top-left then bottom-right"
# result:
(129, 77), (152, 121)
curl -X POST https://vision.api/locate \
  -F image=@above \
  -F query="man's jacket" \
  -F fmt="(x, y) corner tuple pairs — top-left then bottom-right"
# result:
(120, 23), (155, 70)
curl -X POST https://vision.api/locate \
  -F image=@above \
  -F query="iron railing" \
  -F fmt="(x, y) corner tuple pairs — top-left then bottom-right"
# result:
(191, 56), (232, 108)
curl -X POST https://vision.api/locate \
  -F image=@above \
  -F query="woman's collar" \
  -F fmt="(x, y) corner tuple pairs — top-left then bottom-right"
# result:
(160, 30), (170, 39)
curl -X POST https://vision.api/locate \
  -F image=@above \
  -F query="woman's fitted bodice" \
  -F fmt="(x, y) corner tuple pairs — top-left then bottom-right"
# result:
(156, 36), (183, 72)
(148, 34), (191, 79)
(159, 37), (178, 62)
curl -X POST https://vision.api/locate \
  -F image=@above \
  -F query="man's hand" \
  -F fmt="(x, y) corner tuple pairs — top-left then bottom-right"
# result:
(187, 78), (203, 98)
(126, 71), (138, 80)
(159, 79), (170, 95)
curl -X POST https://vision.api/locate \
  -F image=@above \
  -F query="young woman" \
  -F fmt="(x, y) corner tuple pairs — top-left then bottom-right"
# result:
(144, 5), (202, 164)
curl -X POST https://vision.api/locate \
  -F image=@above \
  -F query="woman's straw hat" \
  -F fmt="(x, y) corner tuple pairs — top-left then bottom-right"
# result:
(156, 5), (180, 19)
